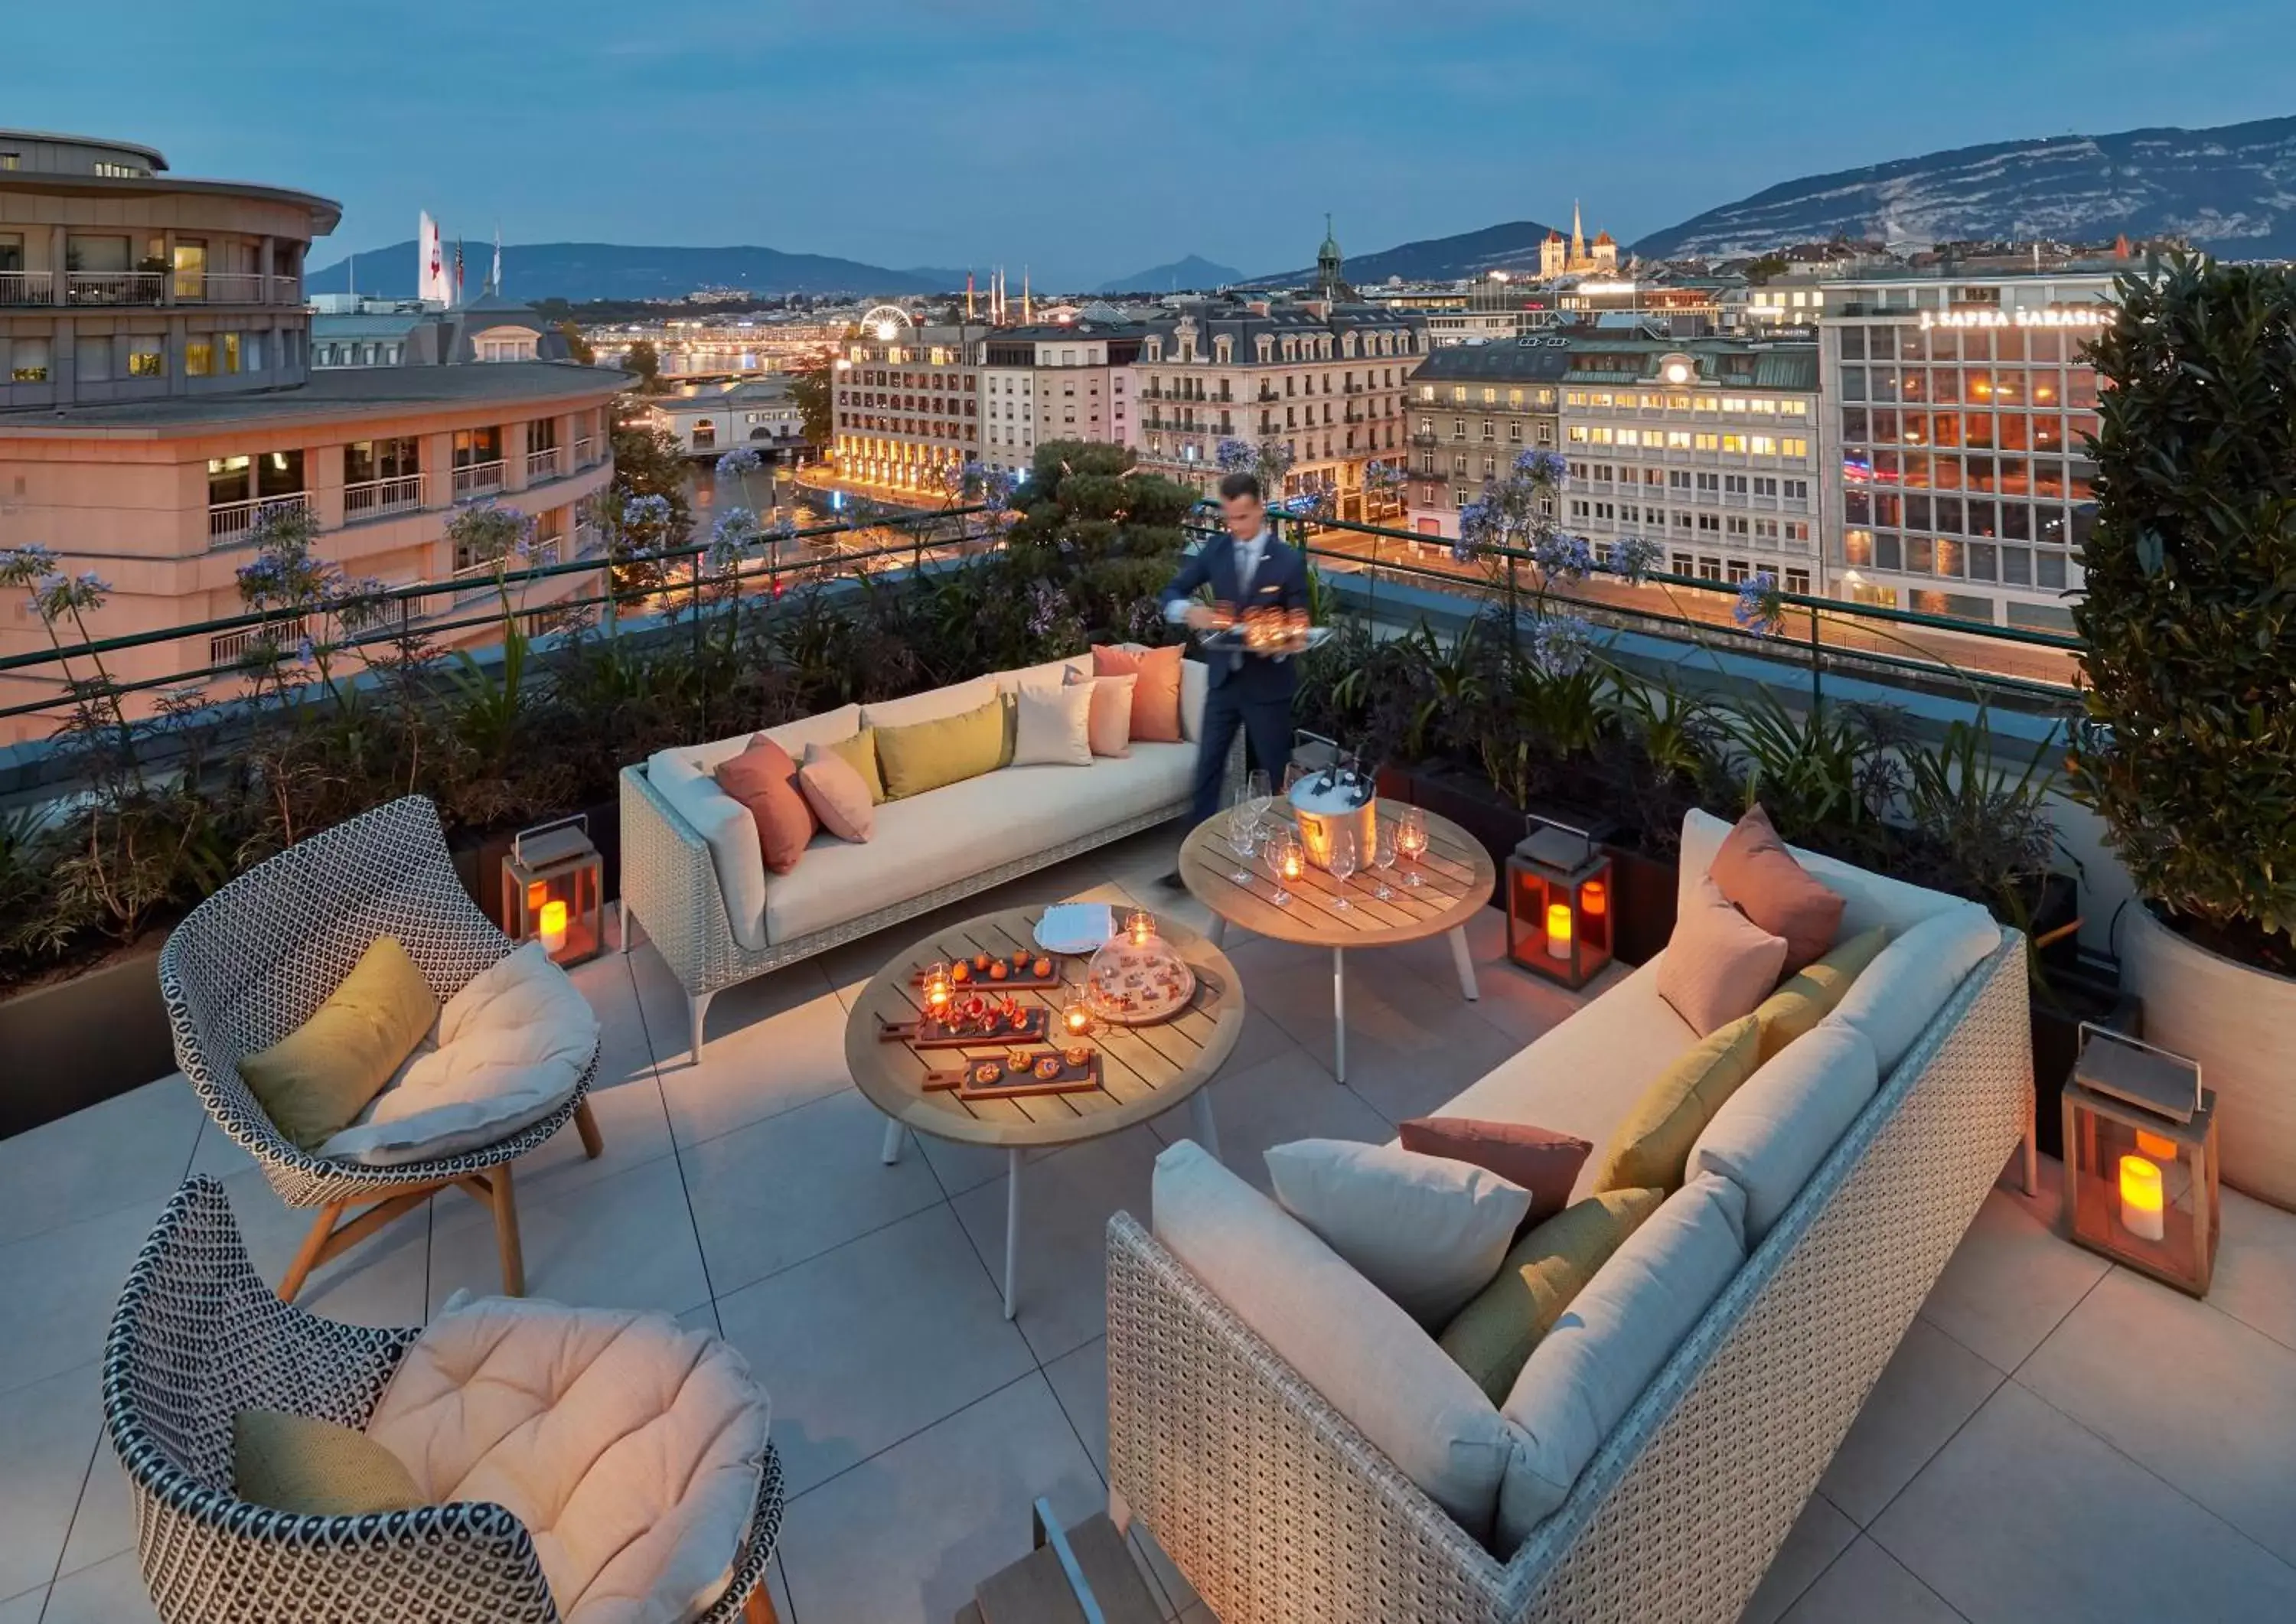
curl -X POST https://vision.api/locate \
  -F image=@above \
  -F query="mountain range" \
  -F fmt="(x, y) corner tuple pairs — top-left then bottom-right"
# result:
(306, 241), (965, 301)
(1633, 115), (2296, 262)
(1096, 255), (1244, 294)
(1254, 219), (1561, 287)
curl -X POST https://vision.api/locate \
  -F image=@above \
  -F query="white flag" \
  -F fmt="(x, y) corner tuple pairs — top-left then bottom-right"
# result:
(419, 213), (448, 306)
(491, 226), (502, 295)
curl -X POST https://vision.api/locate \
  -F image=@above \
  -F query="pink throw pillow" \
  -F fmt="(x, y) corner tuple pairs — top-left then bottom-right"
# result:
(1068, 668), (1137, 757)
(1396, 1117), (1593, 1226)
(1092, 643), (1185, 742)
(799, 741), (876, 843)
(1708, 805), (1844, 974)
(1658, 874), (1790, 1035)
(714, 735), (816, 875)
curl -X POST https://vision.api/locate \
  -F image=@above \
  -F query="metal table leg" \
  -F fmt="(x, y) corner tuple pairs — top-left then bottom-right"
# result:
(1207, 913), (1228, 948)
(1332, 946), (1347, 1083)
(1448, 925), (1480, 1001)
(1003, 1146), (1023, 1320)
(880, 1117), (905, 1166)
(1189, 1086), (1223, 1163)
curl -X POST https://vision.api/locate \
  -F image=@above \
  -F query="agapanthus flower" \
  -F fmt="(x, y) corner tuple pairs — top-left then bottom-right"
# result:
(714, 445), (765, 478)
(1026, 580), (1066, 638)
(1515, 448), (1571, 484)
(1525, 612), (1595, 678)
(1532, 530), (1595, 582)
(1604, 534), (1663, 585)
(1733, 570), (1784, 638)
(1215, 437), (1256, 474)
(0, 543), (60, 588)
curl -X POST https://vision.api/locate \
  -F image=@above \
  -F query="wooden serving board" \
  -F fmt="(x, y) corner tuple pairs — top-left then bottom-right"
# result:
(924, 1048), (1102, 1101)
(878, 1007), (1050, 1048)
(924, 962), (1063, 993)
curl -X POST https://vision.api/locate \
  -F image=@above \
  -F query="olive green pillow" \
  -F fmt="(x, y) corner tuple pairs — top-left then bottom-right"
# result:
(238, 936), (438, 1153)
(1592, 1015), (1763, 1194)
(1751, 926), (1889, 1063)
(233, 1407), (426, 1516)
(825, 729), (886, 804)
(872, 695), (1007, 800)
(1438, 1187), (1666, 1404)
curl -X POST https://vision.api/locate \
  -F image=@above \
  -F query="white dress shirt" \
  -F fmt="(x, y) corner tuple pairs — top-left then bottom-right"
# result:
(1166, 527), (1270, 624)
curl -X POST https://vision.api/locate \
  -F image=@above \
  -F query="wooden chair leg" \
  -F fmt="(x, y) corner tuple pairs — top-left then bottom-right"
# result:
(742, 1577), (780, 1623)
(278, 1202), (345, 1302)
(575, 1097), (605, 1160)
(491, 1163), (526, 1296)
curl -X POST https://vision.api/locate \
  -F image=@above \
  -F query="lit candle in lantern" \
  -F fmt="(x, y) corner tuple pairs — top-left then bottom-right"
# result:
(2118, 1154), (2165, 1242)
(539, 899), (569, 955)
(1545, 902), (1574, 960)
(1283, 848), (1303, 881)
(1581, 880), (1608, 918)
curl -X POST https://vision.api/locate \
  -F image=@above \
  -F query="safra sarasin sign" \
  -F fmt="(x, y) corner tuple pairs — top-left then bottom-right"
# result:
(1919, 306), (2110, 330)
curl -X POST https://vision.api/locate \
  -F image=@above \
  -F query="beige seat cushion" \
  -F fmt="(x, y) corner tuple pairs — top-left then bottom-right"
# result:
(365, 1296), (768, 1624)
(860, 674), (1000, 732)
(763, 742), (1194, 944)
(1495, 1173), (1748, 1550)
(1826, 905), (2001, 1072)
(1151, 1140), (1515, 1543)
(1688, 1022), (1880, 1243)
(1752, 927), (1890, 1063)
(1436, 955), (1698, 1204)
(1678, 807), (1968, 942)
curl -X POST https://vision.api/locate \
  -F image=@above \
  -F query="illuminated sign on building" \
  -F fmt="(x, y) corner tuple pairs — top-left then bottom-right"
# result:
(1917, 307), (2109, 331)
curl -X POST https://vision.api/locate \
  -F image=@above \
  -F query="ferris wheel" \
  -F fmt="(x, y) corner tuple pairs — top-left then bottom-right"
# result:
(859, 304), (914, 342)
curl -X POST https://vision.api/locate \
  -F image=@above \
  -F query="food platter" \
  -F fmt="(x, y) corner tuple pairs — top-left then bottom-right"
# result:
(1083, 934), (1198, 1026)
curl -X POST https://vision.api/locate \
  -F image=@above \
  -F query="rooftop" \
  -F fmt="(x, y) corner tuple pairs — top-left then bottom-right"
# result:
(5, 840), (2293, 1623)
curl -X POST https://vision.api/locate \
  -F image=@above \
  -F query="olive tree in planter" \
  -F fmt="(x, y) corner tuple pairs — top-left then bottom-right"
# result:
(2071, 254), (2296, 1207)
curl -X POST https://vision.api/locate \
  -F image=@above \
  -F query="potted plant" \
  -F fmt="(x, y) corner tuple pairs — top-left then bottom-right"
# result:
(2071, 254), (2296, 1207)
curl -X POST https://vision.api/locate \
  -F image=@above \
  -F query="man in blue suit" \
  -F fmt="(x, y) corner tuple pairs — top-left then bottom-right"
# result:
(1159, 471), (1309, 859)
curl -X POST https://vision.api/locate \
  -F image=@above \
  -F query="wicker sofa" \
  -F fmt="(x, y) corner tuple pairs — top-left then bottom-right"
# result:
(620, 654), (1208, 1060)
(1105, 809), (2036, 1624)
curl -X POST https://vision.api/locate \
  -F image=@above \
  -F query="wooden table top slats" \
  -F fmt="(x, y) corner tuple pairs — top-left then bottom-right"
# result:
(1178, 800), (1497, 948)
(845, 906), (1245, 1150)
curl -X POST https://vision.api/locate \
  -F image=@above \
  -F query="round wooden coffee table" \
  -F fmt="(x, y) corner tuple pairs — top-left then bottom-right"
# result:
(1178, 801), (1496, 1082)
(845, 905), (1244, 1319)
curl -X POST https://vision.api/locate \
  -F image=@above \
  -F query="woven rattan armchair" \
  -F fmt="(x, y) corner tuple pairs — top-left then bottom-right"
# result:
(103, 1177), (785, 1624)
(159, 796), (603, 1300)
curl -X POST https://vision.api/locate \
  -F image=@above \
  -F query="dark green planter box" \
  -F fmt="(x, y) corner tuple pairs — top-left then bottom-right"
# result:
(0, 947), (174, 1139)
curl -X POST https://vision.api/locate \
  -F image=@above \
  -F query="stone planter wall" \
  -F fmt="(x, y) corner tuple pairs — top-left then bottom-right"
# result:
(2122, 902), (2296, 1210)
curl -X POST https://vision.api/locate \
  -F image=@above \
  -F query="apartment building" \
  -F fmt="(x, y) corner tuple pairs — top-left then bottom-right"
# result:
(977, 322), (1148, 474)
(1401, 339), (1572, 539)
(0, 131), (630, 743)
(1802, 261), (2118, 631)
(1557, 336), (1823, 593)
(644, 377), (807, 458)
(1130, 299), (1427, 521)
(827, 315), (983, 496)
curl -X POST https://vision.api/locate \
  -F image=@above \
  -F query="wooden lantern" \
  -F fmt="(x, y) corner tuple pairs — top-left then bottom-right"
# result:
(501, 815), (605, 968)
(1505, 820), (1613, 990)
(2061, 1026), (2219, 1297)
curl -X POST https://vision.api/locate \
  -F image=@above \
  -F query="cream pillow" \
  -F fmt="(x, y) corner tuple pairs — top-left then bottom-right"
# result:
(798, 741), (876, 840)
(1264, 1139), (1532, 1327)
(1825, 905), (2001, 1071)
(1009, 677), (1094, 767)
(1496, 1172), (1747, 1549)
(1688, 1022), (1879, 1242)
(1658, 874), (1789, 1036)
(1152, 1140), (1515, 1541)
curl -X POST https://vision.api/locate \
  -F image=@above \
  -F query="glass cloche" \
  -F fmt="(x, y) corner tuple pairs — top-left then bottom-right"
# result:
(1084, 914), (1197, 1026)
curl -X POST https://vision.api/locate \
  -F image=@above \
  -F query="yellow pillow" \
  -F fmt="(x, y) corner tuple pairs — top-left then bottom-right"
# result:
(825, 729), (885, 804)
(238, 937), (437, 1153)
(1438, 1187), (1665, 1404)
(873, 695), (1006, 800)
(1753, 927), (1890, 1062)
(234, 1407), (426, 1515)
(1593, 1015), (1762, 1193)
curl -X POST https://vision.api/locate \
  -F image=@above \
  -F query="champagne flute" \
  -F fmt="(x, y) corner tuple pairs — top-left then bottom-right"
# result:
(1397, 805), (1429, 888)
(1225, 781), (1261, 885)
(1243, 767), (1273, 827)
(1371, 817), (1399, 902)
(1327, 825), (1359, 911)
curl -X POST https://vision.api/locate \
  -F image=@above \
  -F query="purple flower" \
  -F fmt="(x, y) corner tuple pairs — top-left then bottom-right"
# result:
(1215, 437), (1256, 474)
(1604, 534), (1663, 585)
(0, 543), (60, 589)
(714, 445), (765, 478)
(1733, 570), (1784, 637)
(1026, 580), (1066, 639)
(1532, 530), (1594, 581)
(1515, 448), (1571, 484)
(1525, 612), (1594, 677)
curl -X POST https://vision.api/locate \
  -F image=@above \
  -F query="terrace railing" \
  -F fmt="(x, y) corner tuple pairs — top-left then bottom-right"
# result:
(342, 474), (424, 523)
(0, 270), (54, 305)
(525, 446), (563, 484)
(452, 460), (507, 499)
(208, 493), (311, 547)
(66, 271), (165, 306)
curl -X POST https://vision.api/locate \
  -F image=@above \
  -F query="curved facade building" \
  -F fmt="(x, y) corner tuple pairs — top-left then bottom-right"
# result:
(0, 132), (631, 745)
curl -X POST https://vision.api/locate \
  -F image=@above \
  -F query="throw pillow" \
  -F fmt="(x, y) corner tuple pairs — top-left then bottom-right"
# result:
(1658, 874), (1790, 1036)
(799, 741), (876, 841)
(714, 734), (816, 876)
(1688, 1022), (1880, 1243)
(1437, 1187), (1665, 1404)
(1752, 925), (1889, 1062)
(1590, 1013), (1762, 1194)
(874, 694), (1007, 799)
(1264, 1138), (1533, 1328)
(1708, 804), (1844, 974)
(239, 936), (438, 1153)
(1826, 905), (2002, 1072)
(1092, 642), (1186, 742)
(1009, 678), (1095, 767)
(1396, 1117), (1593, 1228)
(1068, 669), (1137, 758)
(233, 1407), (426, 1516)
(824, 729), (885, 805)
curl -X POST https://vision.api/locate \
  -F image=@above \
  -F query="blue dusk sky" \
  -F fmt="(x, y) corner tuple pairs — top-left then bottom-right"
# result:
(2, 0), (2287, 289)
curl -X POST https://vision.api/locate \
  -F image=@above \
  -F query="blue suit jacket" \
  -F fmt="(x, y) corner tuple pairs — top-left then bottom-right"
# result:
(1160, 532), (1309, 695)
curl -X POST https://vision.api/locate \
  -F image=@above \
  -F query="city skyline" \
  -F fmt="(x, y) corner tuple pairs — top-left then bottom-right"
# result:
(3, 0), (2290, 289)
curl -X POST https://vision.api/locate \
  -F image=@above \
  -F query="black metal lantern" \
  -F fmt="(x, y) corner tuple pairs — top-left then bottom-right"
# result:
(1505, 819), (1613, 990)
(501, 815), (605, 967)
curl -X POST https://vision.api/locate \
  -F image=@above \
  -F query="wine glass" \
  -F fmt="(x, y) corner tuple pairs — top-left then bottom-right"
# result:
(1264, 828), (1300, 907)
(1243, 768), (1272, 823)
(1227, 803), (1262, 885)
(1327, 825), (1359, 911)
(1371, 817), (1399, 902)
(1397, 806), (1429, 888)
